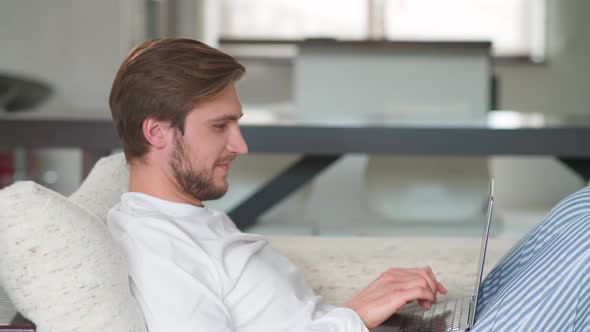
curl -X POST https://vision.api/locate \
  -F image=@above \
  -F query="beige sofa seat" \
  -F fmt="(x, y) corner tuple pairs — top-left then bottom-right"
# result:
(269, 236), (517, 306)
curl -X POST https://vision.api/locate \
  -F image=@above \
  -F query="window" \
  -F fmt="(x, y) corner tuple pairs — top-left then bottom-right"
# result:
(220, 0), (546, 60)
(383, 0), (545, 59)
(220, 0), (367, 40)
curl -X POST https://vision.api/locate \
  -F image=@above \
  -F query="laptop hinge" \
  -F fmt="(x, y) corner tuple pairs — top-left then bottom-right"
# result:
(467, 295), (477, 328)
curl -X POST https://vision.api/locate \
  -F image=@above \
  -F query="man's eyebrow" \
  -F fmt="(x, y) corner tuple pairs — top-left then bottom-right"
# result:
(208, 113), (244, 122)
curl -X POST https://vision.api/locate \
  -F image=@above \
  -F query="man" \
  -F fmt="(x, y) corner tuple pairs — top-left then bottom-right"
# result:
(108, 38), (590, 332)
(107, 38), (445, 331)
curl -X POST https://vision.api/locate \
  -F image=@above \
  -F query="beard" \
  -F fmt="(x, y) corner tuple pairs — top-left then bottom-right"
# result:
(169, 135), (229, 202)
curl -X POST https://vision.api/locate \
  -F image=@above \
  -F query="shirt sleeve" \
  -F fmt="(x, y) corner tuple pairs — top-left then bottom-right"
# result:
(219, 212), (370, 332)
(303, 305), (370, 332)
(252, 244), (369, 332)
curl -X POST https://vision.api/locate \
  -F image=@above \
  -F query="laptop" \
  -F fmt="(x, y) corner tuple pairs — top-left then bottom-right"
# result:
(379, 179), (495, 332)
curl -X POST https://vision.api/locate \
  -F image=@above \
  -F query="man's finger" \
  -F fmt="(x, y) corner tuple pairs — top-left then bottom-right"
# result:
(397, 287), (437, 305)
(423, 266), (440, 292)
(391, 274), (436, 295)
(417, 299), (433, 311)
(412, 267), (438, 300)
(391, 268), (445, 299)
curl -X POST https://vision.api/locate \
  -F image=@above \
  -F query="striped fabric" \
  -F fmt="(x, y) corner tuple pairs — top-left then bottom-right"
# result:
(473, 186), (590, 332)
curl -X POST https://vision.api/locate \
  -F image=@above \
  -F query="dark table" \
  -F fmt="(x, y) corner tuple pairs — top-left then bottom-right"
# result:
(1, 109), (590, 229)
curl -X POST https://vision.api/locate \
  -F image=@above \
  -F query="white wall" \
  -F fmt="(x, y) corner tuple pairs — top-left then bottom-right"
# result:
(0, 0), (144, 194)
(0, 0), (143, 110)
(492, 0), (589, 208)
(497, 0), (590, 115)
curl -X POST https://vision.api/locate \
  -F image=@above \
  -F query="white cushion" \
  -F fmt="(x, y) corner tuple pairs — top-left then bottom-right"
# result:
(0, 181), (146, 332)
(69, 153), (129, 224)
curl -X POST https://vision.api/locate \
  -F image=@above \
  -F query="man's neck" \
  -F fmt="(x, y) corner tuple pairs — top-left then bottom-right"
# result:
(128, 162), (204, 207)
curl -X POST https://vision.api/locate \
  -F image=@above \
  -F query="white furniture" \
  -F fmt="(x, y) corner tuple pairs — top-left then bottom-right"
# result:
(295, 40), (491, 227)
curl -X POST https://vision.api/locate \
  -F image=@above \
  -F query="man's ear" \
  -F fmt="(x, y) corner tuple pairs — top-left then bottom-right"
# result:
(142, 117), (172, 150)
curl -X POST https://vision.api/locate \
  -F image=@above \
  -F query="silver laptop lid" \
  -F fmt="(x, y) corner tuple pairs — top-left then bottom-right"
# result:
(468, 178), (495, 327)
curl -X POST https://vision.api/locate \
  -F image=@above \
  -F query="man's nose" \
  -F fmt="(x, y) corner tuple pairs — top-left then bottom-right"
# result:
(227, 127), (248, 155)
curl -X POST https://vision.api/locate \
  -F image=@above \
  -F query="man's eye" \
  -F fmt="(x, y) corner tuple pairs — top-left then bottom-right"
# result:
(213, 123), (227, 130)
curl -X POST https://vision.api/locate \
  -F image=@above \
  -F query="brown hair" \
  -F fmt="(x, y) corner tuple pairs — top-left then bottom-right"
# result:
(109, 38), (245, 162)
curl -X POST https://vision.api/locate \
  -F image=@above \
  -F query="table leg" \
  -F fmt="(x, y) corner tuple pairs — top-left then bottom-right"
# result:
(229, 155), (342, 230)
(558, 158), (590, 183)
(82, 149), (113, 180)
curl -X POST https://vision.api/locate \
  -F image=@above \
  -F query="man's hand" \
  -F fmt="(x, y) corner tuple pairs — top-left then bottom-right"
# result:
(343, 266), (447, 329)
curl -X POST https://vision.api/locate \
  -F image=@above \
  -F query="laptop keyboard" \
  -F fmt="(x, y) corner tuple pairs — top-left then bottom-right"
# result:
(398, 297), (471, 332)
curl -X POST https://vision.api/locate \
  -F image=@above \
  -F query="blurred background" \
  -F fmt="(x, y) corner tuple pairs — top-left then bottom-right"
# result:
(0, 0), (588, 238)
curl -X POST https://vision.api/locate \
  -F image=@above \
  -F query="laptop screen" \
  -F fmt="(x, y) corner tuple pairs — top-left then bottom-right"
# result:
(469, 179), (495, 325)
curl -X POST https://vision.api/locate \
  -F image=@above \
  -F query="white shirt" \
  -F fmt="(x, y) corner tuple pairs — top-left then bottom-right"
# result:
(107, 192), (369, 332)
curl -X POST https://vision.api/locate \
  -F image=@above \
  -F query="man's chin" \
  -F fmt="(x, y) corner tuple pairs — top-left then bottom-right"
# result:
(200, 185), (228, 202)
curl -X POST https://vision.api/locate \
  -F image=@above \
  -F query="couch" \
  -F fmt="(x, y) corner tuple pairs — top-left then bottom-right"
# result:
(0, 153), (519, 331)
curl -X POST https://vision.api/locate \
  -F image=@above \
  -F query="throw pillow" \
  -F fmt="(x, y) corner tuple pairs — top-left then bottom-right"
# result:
(69, 153), (129, 224)
(0, 181), (146, 332)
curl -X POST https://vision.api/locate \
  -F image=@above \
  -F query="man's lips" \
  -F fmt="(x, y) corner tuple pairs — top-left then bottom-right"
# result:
(216, 164), (229, 171)
(216, 158), (235, 171)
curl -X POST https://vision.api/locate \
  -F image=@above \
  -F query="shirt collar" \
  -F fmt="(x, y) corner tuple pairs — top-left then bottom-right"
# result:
(120, 192), (212, 218)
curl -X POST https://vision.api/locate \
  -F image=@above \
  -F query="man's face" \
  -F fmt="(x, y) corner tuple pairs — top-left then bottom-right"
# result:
(169, 82), (248, 202)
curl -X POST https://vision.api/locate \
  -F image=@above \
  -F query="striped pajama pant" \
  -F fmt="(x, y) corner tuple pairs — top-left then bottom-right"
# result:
(472, 186), (590, 332)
